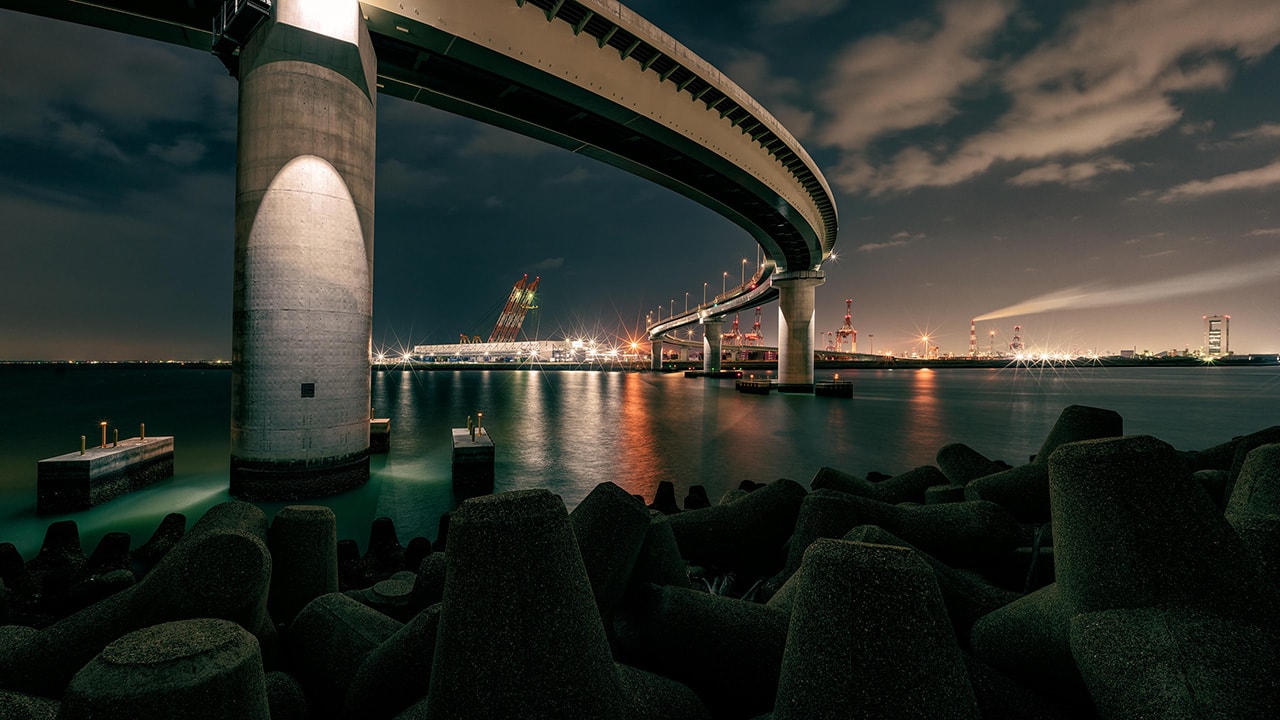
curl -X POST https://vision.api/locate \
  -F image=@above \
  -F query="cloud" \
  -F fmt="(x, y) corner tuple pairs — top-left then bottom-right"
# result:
(1245, 228), (1280, 237)
(529, 257), (565, 271)
(147, 138), (207, 166)
(1158, 158), (1280, 202)
(817, 0), (1014, 152)
(975, 254), (1280, 321)
(752, 0), (847, 26)
(1231, 123), (1280, 141)
(1008, 157), (1133, 187)
(546, 167), (590, 185)
(376, 159), (447, 205)
(457, 125), (550, 158)
(858, 238), (910, 252)
(1179, 120), (1216, 136)
(833, 0), (1280, 194)
(54, 119), (128, 161)
(1141, 250), (1178, 258)
(483, 196), (504, 208)
(0, 12), (235, 142)
(723, 51), (814, 139)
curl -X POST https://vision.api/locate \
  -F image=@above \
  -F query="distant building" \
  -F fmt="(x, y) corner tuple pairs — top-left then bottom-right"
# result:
(1203, 315), (1230, 356)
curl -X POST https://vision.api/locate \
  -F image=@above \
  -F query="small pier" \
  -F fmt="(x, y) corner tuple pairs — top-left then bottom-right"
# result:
(735, 378), (773, 395)
(684, 370), (744, 379)
(452, 427), (495, 498)
(38, 435), (174, 514)
(370, 418), (391, 453)
(814, 380), (853, 398)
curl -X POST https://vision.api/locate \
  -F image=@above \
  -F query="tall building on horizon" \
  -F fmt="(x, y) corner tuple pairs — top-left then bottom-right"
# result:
(1203, 315), (1230, 356)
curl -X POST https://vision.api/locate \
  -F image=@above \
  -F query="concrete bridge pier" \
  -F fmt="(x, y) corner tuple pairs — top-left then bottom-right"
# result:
(775, 272), (825, 393)
(702, 319), (724, 374)
(651, 339), (664, 370)
(230, 0), (378, 500)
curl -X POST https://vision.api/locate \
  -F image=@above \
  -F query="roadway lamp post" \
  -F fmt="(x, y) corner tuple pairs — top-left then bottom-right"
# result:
(670, 299), (675, 317)
(722, 272), (728, 295)
(703, 282), (708, 306)
(685, 292), (689, 313)
(741, 258), (747, 285)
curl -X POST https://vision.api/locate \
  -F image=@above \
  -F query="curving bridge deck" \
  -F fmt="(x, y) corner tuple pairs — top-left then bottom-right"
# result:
(1, 0), (840, 494)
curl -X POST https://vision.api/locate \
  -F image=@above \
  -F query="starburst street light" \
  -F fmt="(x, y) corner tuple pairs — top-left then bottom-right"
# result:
(741, 258), (747, 285)
(703, 282), (708, 306)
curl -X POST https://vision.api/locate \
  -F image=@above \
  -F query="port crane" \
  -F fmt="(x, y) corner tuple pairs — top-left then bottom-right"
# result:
(488, 275), (540, 343)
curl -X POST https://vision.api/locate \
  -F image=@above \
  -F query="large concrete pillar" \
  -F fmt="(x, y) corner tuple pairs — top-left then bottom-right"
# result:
(775, 272), (825, 393)
(702, 319), (724, 374)
(651, 339), (663, 371)
(230, 0), (377, 500)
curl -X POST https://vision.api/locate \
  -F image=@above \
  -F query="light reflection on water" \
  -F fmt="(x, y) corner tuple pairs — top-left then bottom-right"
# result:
(1, 363), (1277, 559)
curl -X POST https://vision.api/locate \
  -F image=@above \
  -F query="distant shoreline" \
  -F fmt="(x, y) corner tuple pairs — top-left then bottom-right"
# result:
(1, 355), (1275, 371)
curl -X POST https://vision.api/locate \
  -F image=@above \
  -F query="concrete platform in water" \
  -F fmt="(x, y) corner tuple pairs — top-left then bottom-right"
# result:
(452, 428), (495, 498)
(37, 436), (174, 514)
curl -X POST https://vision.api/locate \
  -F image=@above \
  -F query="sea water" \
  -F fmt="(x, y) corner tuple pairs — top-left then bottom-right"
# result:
(1, 362), (1276, 559)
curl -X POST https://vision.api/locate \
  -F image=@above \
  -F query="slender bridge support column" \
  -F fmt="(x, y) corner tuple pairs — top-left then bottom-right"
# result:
(651, 339), (663, 371)
(702, 319), (724, 374)
(230, 0), (378, 500)
(775, 272), (825, 393)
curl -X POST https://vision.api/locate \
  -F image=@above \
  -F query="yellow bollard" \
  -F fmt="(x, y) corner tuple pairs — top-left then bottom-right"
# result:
(140, 422), (145, 440)
(100, 421), (107, 449)
(80, 436), (86, 456)
(477, 411), (484, 436)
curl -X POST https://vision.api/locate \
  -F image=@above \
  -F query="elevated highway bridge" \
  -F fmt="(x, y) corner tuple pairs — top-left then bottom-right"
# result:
(1, 0), (839, 496)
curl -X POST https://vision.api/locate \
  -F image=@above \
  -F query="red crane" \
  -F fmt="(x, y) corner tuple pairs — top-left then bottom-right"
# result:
(835, 299), (856, 353)
(744, 306), (764, 346)
(488, 275), (540, 343)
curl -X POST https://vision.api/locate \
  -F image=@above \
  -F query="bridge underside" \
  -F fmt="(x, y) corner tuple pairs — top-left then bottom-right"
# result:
(2, 0), (841, 483)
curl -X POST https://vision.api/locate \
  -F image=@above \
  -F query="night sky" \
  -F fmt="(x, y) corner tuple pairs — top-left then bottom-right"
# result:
(2, 0), (1278, 361)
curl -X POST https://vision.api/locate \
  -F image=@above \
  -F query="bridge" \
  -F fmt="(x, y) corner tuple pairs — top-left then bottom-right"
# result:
(2, 0), (839, 498)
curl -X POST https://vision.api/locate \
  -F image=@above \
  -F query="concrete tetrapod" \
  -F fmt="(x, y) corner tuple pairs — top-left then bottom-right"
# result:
(343, 603), (441, 718)
(58, 618), (269, 720)
(811, 464), (947, 505)
(569, 481), (654, 642)
(617, 583), (789, 719)
(1224, 443), (1280, 587)
(666, 478), (808, 576)
(286, 592), (402, 716)
(267, 505), (339, 627)
(771, 539), (980, 720)
(965, 405), (1123, 522)
(840, 525), (1020, 646)
(936, 443), (1007, 486)
(770, 489), (1018, 587)
(971, 435), (1280, 711)
(1224, 425), (1280, 503)
(424, 489), (628, 719)
(1070, 606), (1280, 719)
(0, 507), (271, 698)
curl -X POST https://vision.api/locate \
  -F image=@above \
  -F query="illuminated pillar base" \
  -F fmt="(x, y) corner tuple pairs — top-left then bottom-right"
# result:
(230, 0), (377, 500)
(702, 319), (724, 374)
(651, 339), (663, 371)
(776, 272), (825, 393)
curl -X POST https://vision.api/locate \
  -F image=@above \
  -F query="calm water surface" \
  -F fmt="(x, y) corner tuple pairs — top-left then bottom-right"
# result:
(2, 363), (1277, 558)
